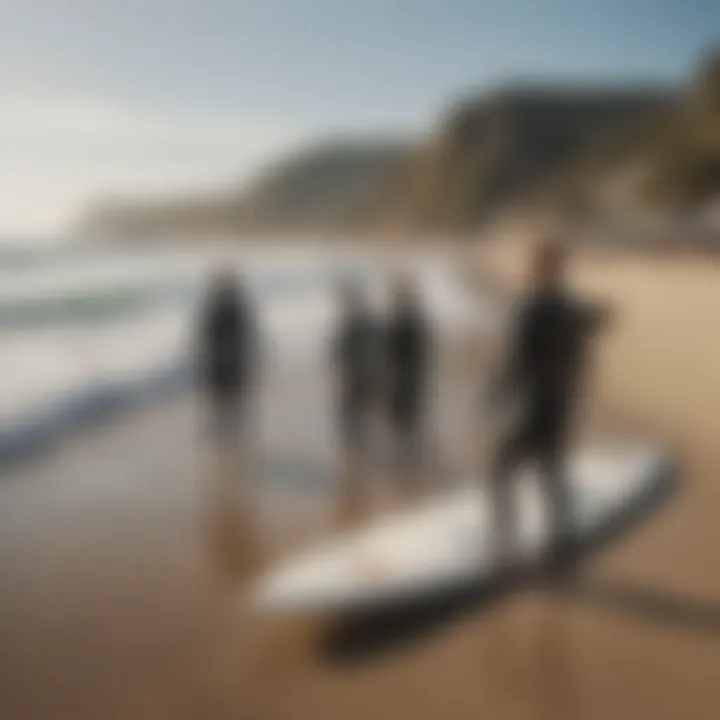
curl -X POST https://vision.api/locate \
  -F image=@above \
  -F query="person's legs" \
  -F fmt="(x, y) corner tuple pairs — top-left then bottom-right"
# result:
(402, 402), (423, 472)
(340, 385), (374, 463)
(339, 388), (377, 517)
(212, 389), (245, 446)
(537, 431), (577, 577)
(392, 388), (429, 499)
(489, 423), (531, 564)
(389, 391), (409, 466)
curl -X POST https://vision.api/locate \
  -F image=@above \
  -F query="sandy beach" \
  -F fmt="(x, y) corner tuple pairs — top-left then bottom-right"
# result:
(1, 241), (719, 720)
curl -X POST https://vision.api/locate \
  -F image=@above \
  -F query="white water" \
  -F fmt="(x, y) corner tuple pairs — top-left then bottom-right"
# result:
(0, 244), (478, 457)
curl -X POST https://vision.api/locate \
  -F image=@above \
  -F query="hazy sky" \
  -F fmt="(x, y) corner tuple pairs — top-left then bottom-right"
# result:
(0, 0), (717, 236)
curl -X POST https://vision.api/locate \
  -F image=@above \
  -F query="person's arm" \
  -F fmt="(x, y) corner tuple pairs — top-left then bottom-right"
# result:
(245, 307), (262, 384)
(581, 300), (613, 335)
(568, 299), (613, 351)
(332, 321), (349, 372)
(416, 311), (432, 380)
(195, 300), (213, 388)
(483, 301), (530, 410)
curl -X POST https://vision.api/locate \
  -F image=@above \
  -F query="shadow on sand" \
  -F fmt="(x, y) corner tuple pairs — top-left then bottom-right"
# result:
(201, 443), (264, 588)
(563, 577), (720, 635)
(319, 458), (720, 665)
(320, 572), (720, 667)
(321, 570), (525, 665)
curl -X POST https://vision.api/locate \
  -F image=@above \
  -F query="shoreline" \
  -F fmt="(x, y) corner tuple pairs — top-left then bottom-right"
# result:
(1, 239), (719, 719)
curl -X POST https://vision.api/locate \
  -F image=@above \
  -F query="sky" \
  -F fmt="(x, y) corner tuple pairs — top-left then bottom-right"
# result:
(0, 0), (717, 236)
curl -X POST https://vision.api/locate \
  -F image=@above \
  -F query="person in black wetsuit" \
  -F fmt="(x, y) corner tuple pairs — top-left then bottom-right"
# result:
(198, 269), (257, 444)
(488, 238), (610, 574)
(333, 279), (380, 460)
(384, 275), (431, 477)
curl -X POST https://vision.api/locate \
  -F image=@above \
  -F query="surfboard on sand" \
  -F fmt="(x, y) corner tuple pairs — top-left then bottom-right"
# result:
(252, 444), (676, 614)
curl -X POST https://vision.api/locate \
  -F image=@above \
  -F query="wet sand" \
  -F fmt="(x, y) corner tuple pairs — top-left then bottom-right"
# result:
(1, 246), (720, 719)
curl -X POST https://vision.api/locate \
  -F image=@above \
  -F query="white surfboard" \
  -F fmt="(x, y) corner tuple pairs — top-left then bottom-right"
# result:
(253, 444), (675, 613)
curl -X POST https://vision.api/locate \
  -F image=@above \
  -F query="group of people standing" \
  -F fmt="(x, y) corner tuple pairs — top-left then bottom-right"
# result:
(196, 268), (432, 469)
(197, 238), (609, 574)
(333, 275), (431, 478)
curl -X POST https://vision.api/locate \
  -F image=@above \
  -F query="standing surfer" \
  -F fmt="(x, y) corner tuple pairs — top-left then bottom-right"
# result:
(197, 268), (258, 446)
(332, 278), (382, 520)
(486, 237), (610, 576)
(384, 275), (432, 487)
(333, 279), (381, 462)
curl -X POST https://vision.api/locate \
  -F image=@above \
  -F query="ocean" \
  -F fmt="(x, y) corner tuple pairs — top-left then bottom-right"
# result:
(0, 243), (358, 465)
(0, 241), (478, 466)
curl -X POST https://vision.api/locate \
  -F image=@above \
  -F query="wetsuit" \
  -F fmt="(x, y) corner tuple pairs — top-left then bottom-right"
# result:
(490, 289), (606, 566)
(199, 285), (256, 440)
(334, 309), (380, 453)
(385, 304), (430, 462)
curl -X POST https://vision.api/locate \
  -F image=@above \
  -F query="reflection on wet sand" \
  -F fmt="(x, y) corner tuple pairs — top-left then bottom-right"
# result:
(482, 598), (580, 720)
(334, 425), (433, 530)
(199, 443), (263, 589)
(336, 454), (374, 529)
(531, 600), (581, 720)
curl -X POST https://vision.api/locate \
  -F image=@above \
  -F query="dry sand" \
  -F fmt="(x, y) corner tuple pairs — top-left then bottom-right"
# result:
(1, 242), (719, 719)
